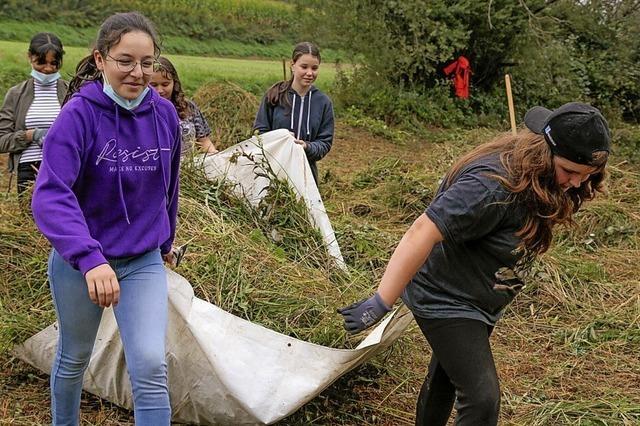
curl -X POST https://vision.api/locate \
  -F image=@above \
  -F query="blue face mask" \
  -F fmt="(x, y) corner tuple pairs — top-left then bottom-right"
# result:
(31, 69), (61, 85)
(101, 73), (149, 111)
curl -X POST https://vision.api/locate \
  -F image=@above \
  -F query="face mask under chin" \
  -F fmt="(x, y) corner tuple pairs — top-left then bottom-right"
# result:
(31, 69), (61, 84)
(101, 72), (149, 111)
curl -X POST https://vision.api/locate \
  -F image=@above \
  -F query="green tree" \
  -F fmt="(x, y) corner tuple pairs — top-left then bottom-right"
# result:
(300, 0), (640, 124)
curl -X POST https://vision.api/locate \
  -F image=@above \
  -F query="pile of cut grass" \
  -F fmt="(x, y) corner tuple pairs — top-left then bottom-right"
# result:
(175, 149), (377, 347)
(0, 155), (377, 352)
(192, 82), (259, 150)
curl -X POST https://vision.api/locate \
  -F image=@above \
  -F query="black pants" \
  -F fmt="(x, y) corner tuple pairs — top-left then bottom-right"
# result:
(17, 161), (40, 194)
(413, 316), (500, 426)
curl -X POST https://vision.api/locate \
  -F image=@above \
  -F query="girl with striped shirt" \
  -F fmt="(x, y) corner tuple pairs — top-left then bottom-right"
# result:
(0, 32), (67, 193)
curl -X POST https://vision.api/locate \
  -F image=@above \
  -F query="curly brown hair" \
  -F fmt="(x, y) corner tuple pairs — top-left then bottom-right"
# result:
(155, 56), (191, 119)
(445, 129), (608, 257)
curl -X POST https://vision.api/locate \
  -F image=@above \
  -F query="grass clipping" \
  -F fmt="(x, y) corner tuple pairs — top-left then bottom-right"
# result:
(176, 147), (372, 348)
(0, 156), (372, 350)
(0, 196), (54, 353)
(192, 81), (259, 151)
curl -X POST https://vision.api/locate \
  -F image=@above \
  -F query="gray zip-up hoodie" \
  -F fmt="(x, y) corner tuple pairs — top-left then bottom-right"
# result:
(253, 85), (334, 183)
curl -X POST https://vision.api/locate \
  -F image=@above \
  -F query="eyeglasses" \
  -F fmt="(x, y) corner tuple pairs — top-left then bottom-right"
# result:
(106, 55), (160, 75)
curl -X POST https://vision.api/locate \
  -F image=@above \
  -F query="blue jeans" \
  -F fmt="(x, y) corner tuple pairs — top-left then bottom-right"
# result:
(48, 249), (171, 426)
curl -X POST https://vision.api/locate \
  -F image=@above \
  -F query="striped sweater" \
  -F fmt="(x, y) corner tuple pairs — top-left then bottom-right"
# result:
(20, 80), (62, 163)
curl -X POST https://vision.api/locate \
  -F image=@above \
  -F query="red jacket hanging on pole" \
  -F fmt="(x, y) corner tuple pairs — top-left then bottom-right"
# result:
(443, 56), (471, 99)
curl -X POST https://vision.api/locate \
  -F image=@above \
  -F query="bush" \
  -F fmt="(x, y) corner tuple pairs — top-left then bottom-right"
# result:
(306, 0), (640, 127)
(332, 66), (505, 129)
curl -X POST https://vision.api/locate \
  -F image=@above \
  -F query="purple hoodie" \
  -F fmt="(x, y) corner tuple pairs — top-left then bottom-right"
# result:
(32, 80), (181, 275)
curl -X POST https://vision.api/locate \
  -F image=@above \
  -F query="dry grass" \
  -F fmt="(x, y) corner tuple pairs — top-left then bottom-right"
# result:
(192, 82), (259, 151)
(0, 110), (638, 425)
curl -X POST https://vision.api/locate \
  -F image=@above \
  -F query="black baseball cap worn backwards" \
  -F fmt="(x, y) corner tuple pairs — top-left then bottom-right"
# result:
(524, 102), (611, 166)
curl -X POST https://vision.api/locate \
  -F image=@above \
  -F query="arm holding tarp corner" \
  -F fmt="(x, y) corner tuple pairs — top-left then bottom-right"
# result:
(338, 214), (443, 333)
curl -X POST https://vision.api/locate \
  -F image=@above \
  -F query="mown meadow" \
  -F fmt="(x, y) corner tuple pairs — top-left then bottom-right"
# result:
(0, 1), (639, 424)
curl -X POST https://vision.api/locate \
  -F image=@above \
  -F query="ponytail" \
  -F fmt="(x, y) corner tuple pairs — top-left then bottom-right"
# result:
(265, 79), (293, 109)
(63, 12), (161, 106)
(63, 54), (102, 105)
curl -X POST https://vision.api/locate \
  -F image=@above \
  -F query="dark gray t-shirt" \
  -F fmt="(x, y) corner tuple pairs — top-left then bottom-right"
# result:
(402, 154), (527, 325)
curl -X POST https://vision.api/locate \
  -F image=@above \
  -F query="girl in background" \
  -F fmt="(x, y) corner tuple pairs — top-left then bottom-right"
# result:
(150, 56), (217, 155)
(32, 12), (180, 425)
(339, 102), (610, 425)
(0, 32), (67, 193)
(254, 42), (334, 184)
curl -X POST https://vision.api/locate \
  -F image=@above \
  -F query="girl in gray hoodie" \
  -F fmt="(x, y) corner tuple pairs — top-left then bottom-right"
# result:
(253, 42), (334, 184)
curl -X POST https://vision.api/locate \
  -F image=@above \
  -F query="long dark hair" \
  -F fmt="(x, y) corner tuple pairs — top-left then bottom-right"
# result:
(265, 42), (321, 109)
(445, 130), (608, 257)
(28, 32), (64, 68)
(155, 56), (191, 119)
(64, 12), (160, 105)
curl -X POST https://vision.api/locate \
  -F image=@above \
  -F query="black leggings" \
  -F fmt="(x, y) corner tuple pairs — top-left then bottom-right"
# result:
(413, 316), (500, 426)
(17, 161), (40, 194)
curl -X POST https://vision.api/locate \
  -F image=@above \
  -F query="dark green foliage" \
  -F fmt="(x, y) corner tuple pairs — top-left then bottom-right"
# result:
(510, 0), (640, 122)
(300, 0), (640, 127)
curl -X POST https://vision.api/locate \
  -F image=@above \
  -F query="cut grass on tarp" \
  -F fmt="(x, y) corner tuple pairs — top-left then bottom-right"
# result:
(174, 149), (377, 347)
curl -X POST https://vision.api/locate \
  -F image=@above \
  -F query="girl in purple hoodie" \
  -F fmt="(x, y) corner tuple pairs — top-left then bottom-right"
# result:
(31, 12), (180, 425)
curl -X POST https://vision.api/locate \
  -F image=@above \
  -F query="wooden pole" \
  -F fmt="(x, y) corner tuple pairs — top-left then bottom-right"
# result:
(505, 74), (517, 135)
(282, 59), (287, 81)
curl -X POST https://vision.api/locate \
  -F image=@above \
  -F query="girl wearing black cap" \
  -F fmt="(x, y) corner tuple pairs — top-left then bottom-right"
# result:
(338, 102), (610, 426)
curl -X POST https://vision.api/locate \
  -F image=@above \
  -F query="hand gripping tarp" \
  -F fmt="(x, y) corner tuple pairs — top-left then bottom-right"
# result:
(200, 129), (346, 270)
(14, 271), (413, 424)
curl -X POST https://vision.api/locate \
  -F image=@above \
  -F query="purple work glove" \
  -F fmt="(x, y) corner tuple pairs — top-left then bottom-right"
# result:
(337, 292), (392, 334)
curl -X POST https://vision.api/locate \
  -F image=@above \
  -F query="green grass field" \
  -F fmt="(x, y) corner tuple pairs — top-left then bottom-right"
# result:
(0, 19), (347, 62)
(0, 40), (337, 97)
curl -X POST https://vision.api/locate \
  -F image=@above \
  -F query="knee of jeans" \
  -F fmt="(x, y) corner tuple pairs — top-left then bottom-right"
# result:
(56, 349), (93, 378)
(129, 349), (167, 382)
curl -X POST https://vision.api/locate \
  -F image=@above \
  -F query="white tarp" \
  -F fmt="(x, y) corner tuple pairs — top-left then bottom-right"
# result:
(14, 271), (413, 424)
(200, 129), (346, 270)
(13, 129), (414, 424)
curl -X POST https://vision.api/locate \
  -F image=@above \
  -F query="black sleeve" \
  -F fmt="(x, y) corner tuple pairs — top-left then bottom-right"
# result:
(253, 94), (273, 133)
(304, 100), (334, 162)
